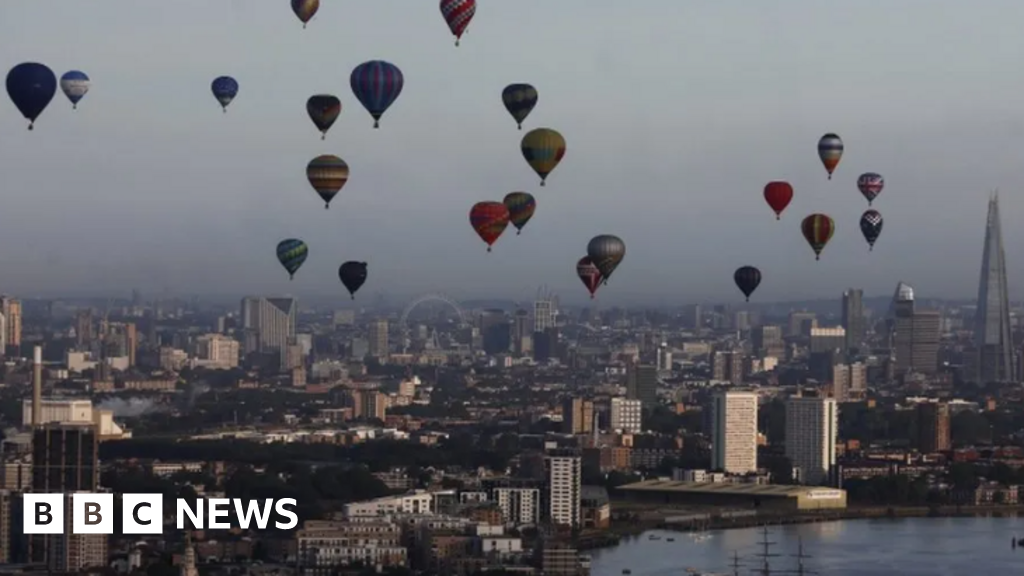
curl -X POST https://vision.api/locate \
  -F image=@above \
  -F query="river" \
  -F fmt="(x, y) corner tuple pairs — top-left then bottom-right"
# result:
(588, 517), (1024, 575)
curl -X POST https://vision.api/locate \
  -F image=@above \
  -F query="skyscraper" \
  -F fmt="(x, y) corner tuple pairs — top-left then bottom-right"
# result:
(625, 363), (658, 408)
(841, 289), (864, 352)
(533, 298), (555, 333)
(240, 297), (297, 366)
(891, 283), (940, 375)
(710, 391), (758, 474)
(368, 319), (389, 359)
(785, 397), (838, 485)
(0, 297), (21, 353)
(973, 193), (1014, 383)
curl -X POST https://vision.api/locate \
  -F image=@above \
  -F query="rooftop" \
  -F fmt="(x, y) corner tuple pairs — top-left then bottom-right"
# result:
(618, 480), (843, 498)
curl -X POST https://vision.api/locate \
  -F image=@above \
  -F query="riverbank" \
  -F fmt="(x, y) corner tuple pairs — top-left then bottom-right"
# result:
(574, 504), (1024, 551)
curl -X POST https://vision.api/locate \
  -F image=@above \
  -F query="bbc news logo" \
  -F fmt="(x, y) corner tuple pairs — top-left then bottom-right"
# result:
(24, 494), (299, 535)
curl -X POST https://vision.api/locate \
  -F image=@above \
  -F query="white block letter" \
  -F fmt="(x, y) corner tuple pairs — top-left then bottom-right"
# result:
(207, 498), (231, 529)
(23, 494), (63, 535)
(72, 493), (114, 535)
(176, 499), (203, 530)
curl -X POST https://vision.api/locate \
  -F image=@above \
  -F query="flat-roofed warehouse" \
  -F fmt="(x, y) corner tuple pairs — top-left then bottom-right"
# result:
(617, 480), (847, 511)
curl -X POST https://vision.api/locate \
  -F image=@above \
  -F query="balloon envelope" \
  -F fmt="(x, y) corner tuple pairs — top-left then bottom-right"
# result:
(350, 61), (404, 128)
(440, 0), (476, 45)
(211, 76), (238, 111)
(801, 214), (835, 260)
(502, 83), (538, 129)
(860, 209), (883, 250)
(307, 155), (349, 209)
(503, 192), (536, 234)
(6, 62), (57, 129)
(339, 261), (368, 299)
(469, 202), (511, 251)
(307, 95), (341, 138)
(857, 173), (884, 205)
(59, 70), (90, 109)
(586, 235), (625, 283)
(817, 133), (844, 179)
(292, 0), (319, 26)
(576, 256), (603, 299)
(734, 266), (762, 301)
(276, 239), (309, 279)
(763, 181), (793, 220)
(521, 128), (566, 186)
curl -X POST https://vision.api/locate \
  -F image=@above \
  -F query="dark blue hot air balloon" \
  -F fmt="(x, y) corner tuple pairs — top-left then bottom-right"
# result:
(350, 61), (404, 128)
(6, 63), (57, 130)
(211, 76), (238, 113)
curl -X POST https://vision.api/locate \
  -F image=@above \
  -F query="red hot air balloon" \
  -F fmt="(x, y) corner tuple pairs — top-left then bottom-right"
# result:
(440, 0), (476, 46)
(764, 181), (793, 220)
(469, 201), (510, 252)
(801, 214), (836, 260)
(576, 256), (603, 299)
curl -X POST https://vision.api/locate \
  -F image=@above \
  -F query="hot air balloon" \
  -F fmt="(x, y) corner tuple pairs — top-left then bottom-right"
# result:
(59, 71), (90, 110)
(521, 128), (566, 186)
(734, 266), (762, 302)
(307, 95), (340, 140)
(276, 239), (308, 280)
(6, 63), (57, 130)
(350, 61), (404, 128)
(801, 214), (835, 260)
(211, 76), (238, 112)
(440, 0), (476, 46)
(339, 261), (368, 299)
(469, 201), (510, 252)
(817, 133), (843, 180)
(503, 192), (536, 235)
(502, 83), (538, 130)
(292, 0), (319, 28)
(860, 209), (883, 251)
(857, 173), (884, 205)
(763, 181), (793, 220)
(577, 256), (603, 299)
(307, 155), (349, 209)
(587, 235), (625, 284)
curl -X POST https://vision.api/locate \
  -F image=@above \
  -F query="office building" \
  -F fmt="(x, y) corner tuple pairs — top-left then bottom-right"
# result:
(625, 363), (658, 409)
(752, 325), (784, 359)
(609, 397), (642, 433)
(974, 193), (1015, 383)
(533, 298), (555, 333)
(544, 450), (581, 528)
(240, 296), (297, 365)
(194, 333), (240, 369)
(809, 327), (846, 354)
(832, 362), (866, 402)
(712, 350), (745, 385)
(710, 391), (759, 474)
(841, 289), (865, 352)
(657, 344), (673, 371)
(785, 397), (838, 485)
(0, 297), (20, 352)
(479, 310), (511, 355)
(788, 312), (817, 337)
(561, 397), (594, 435)
(916, 401), (951, 453)
(368, 319), (389, 359)
(512, 309), (532, 357)
(891, 283), (940, 374)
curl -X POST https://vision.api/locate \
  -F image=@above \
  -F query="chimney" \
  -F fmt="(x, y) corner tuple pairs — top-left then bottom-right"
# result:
(32, 346), (42, 427)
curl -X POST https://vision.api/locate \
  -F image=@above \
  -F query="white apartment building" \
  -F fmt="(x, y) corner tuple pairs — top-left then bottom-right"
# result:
(296, 521), (407, 569)
(785, 397), (838, 485)
(545, 452), (581, 528)
(494, 487), (541, 526)
(711, 391), (759, 474)
(193, 333), (240, 369)
(341, 491), (433, 518)
(609, 397), (642, 433)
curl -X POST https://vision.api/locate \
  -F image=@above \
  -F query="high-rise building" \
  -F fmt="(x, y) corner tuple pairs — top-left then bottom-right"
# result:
(916, 401), (951, 453)
(0, 297), (21, 352)
(841, 289), (865, 352)
(831, 362), (866, 402)
(973, 193), (1015, 383)
(512, 309), (532, 357)
(194, 334), (240, 369)
(544, 449), (581, 528)
(533, 299), (555, 333)
(240, 297), (297, 365)
(561, 397), (594, 435)
(710, 391), (759, 474)
(479, 309), (511, 355)
(124, 322), (137, 367)
(712, 351), (745, 385)
(891, 283), (940, 375)
(752, 325), (784, 359)
(809, 327), (846, 354)
(368, 320), (389, 359)
(625, 363), (658, 409)
(785, 397), (838, 485)
(788, 312), (817, 337)
(609, 397), (642, 433)
(75, 309), (94, 348)
(494, 487), (541, 525)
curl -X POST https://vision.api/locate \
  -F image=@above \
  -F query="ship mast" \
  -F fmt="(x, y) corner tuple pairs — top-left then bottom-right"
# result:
(731, 551), (745, 576)
(788, 537), (817, 576)
(751, 526), (781, 576)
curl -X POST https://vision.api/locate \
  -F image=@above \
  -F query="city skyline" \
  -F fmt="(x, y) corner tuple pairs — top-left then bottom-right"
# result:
(3, 2), (1024, 302)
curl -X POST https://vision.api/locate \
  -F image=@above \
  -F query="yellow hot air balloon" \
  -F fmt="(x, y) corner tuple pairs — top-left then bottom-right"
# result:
(521, 128), (566, 186)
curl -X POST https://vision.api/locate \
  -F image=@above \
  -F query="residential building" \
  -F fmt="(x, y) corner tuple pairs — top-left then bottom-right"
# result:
(710, 391), (758, 474)
(785, 397), (838, 485)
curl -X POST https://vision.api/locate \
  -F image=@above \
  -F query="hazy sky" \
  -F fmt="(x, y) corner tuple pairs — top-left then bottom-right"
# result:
(2, 1), (1024, 306)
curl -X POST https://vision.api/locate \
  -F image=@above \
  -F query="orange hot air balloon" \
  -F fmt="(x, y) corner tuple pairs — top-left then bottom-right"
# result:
(469, 201), (510, 252)
(763, 181), (793, 220)
(801, 214), (835, 260)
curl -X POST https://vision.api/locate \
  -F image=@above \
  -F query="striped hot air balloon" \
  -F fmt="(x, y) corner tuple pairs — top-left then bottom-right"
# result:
(276, 239), (309, 280)
(350, 61), (404, 128)
(469, 202), (511, 252)
(502, 83), (538, 130)
(817, 133), (844, 180)
(521, 128), (566, 186)
(503, 192), (536, 235)
(306, 155), (350, 209)
(801, 214), (835, 260)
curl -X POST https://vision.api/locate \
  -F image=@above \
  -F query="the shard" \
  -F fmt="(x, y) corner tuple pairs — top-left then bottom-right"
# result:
(973, 192), (1014, 383)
